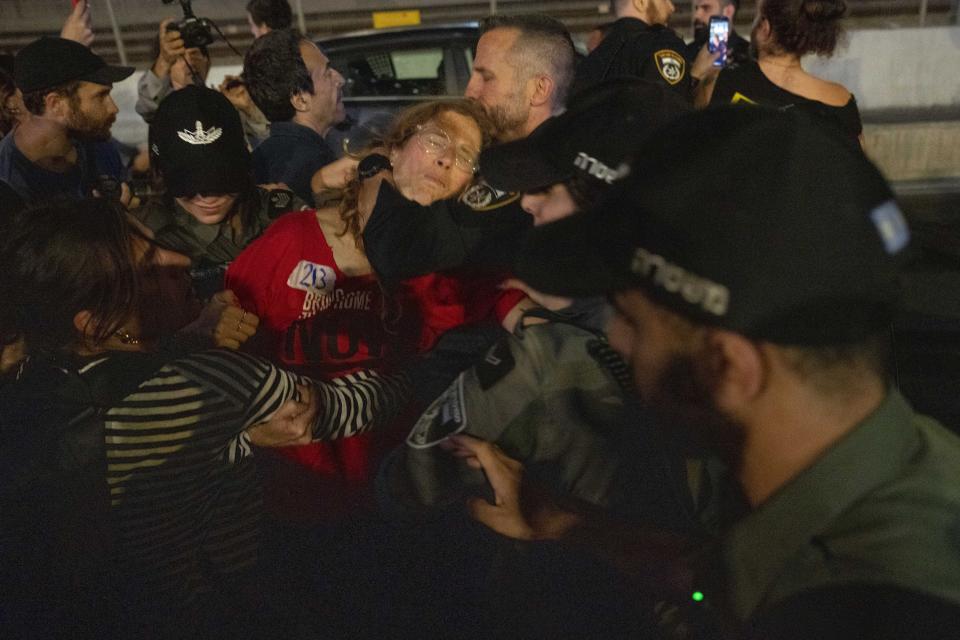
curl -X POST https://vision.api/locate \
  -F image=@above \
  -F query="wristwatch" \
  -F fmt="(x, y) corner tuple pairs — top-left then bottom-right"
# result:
(357, 153), (392, 181)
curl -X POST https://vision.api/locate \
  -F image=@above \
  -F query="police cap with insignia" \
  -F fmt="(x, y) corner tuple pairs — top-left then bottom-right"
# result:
(516, 107), (912, 346)
(151, 85), (251, 198)
(479, 78), (691, 195)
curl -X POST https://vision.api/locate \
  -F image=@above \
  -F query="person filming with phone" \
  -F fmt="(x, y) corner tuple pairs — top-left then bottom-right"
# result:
(687, 0), (750, 71)
(696, 0), (863, 147)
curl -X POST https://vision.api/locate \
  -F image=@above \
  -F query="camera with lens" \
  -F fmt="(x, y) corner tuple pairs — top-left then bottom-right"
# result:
(163, 0), (214, 49)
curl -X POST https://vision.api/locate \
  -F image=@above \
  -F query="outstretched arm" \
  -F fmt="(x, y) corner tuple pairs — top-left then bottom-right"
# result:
(360, 178), (529, 283)
(446, 434), (702, 597)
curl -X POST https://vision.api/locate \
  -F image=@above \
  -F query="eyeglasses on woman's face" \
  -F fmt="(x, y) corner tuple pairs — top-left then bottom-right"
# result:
(415, 124), (479, 174)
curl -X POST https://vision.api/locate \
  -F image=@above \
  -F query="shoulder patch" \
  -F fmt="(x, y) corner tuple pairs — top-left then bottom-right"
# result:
(475, 339), (516, 391)
(459, 179), (521, 212)
(268, 189), (296, 216)
(406, 376), (468, 449)
(654, 49), (686, 85)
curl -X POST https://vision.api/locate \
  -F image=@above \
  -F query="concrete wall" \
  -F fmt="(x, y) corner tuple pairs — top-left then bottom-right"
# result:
(865, 122), (960, 181)
(805, 26), (960, 112)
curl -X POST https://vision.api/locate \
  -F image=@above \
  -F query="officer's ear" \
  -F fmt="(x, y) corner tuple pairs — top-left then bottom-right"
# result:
(527, 73), (555, 109)
(722, 3), (736, 20)
(704, 329), (767, 415)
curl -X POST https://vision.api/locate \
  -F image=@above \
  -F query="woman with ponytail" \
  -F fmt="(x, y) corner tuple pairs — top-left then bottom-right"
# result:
(698, 0), (863, 145)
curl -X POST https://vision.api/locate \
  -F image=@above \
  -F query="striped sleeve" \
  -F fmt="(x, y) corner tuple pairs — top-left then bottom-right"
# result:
(311, 369), (412, 441)
(102, 349), (294, 603)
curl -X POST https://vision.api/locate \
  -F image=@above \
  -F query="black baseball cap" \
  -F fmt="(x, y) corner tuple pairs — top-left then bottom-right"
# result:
(516, 107), (912, 346)
(151, 86), (251, 198)
(480, 78), (691, 194)
(14, 37), (133, 94)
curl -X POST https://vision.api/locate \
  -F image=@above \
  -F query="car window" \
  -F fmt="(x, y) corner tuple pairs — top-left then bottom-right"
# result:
(331, 46), (447, 98)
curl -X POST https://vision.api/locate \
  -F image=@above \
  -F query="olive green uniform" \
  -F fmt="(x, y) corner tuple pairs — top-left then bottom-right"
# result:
(379, 314), (695, 530)
(134, 187), (305, 297)
(711, 390), (960, 623)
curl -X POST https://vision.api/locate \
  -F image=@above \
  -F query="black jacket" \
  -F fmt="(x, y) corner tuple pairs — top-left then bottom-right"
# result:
(571, 18), (692, 100)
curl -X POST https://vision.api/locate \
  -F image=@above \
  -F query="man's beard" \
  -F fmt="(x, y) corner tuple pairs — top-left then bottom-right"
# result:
(645, 351), (747, 473)
(66, 107), (114, 142)
(692, 22), (710, 45)
(483, 96), (529, 143)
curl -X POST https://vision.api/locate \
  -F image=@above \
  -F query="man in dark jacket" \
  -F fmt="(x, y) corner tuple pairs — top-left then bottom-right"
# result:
(570, 0), (691, 98)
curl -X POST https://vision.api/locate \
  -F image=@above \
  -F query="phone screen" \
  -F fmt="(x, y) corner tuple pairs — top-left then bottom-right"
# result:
(708, 17), (730, 67)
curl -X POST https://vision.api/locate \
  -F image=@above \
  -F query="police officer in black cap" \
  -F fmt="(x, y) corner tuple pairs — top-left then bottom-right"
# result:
(447, 107), (960, 637)
(570, 0), (691, 99)
(381, 79), (692, 521)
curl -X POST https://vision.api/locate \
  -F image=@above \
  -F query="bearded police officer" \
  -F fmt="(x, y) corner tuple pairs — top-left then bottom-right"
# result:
(448, 108), (960, 636)
(570, 0), (691, 99)
(360, 14), (576, 283)
(380, 79), (692, 525)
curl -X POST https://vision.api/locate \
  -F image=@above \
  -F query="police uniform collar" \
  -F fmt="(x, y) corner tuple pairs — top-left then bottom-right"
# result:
(719, 390), (920, 621)
(612, 16), (658, 32)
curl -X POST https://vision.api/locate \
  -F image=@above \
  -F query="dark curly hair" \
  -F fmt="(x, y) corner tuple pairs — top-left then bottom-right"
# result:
(0, 198), (144, 355)
(760, 0), (847, 57)
(246, 0), (293, 31)
(243, 29), (313, 122)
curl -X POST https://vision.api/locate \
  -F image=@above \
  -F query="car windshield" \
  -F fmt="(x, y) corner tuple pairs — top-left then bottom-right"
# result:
(331, 46), (447, 98)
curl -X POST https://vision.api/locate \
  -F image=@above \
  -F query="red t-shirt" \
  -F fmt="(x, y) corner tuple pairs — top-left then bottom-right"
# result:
(225, 211), (526, 521)
(399, 271), (525, 353)
(226, 211), (402, 520)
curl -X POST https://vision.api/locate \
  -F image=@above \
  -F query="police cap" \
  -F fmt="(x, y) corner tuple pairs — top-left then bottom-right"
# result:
(515, 107), (911, 346)
(480, 78), (690, 194)
(151, 85), (251, 198)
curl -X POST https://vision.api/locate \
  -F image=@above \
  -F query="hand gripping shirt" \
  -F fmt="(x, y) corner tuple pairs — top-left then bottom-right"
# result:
(225, 210), (405, 518)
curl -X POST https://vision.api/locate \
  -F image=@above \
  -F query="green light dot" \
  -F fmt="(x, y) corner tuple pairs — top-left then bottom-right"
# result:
(692, 591), (705, 602)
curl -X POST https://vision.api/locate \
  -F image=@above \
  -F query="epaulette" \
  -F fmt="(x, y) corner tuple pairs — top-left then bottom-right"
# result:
(458, 177), (521, 212)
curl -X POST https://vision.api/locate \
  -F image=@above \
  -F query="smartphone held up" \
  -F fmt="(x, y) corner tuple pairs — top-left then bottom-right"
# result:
(708, 16), (730, 67)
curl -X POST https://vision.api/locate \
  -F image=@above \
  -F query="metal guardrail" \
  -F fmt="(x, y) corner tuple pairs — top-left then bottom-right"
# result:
(1, 0), (956, 66)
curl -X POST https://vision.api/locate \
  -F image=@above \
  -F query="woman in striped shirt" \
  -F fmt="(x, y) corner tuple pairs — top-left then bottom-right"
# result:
(0, 197), (408, 636)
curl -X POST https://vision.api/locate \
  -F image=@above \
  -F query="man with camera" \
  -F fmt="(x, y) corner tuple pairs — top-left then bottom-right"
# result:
(135, 17), (211, 124)
(0, 37), (132, 203)
(137, 7), (269, 149)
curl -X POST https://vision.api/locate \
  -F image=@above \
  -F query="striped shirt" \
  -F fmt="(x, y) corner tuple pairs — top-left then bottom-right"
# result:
(88, 348), (408, 608)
